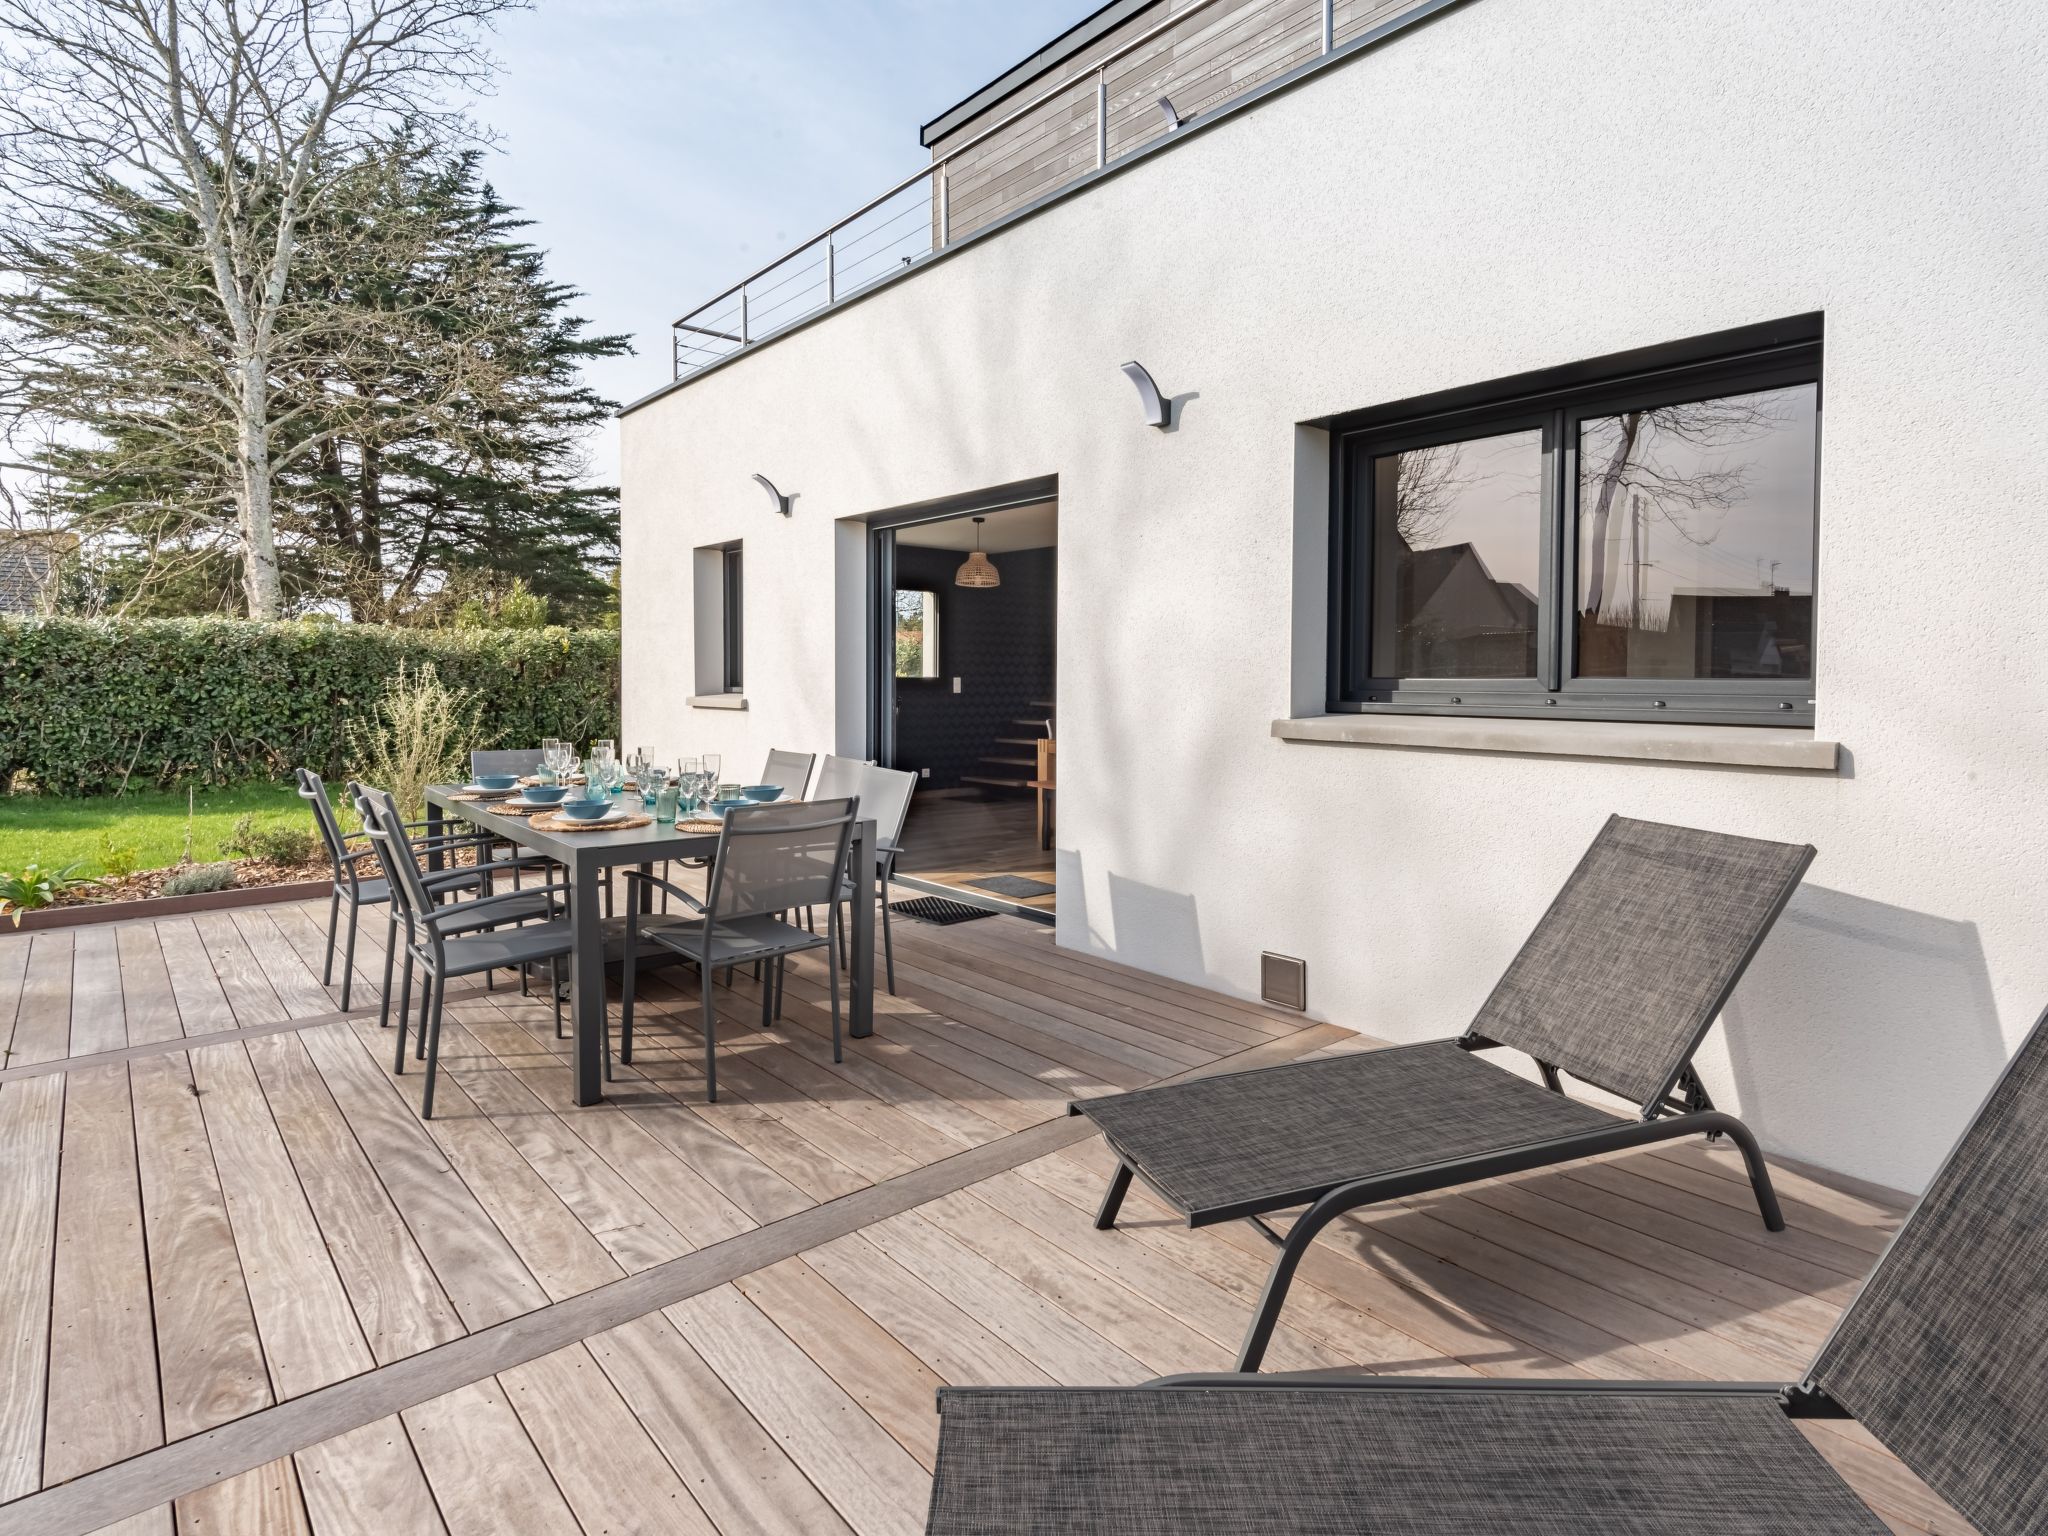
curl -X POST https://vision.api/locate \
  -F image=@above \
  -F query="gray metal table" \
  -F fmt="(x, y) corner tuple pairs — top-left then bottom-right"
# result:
(425, 786), (878, 1106)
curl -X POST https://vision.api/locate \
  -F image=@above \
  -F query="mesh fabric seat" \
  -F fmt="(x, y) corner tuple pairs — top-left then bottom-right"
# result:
(1080, 815), (1815, 1370)
(1085, 1042), (1617, 1220)
(930, 1007), (2048, 1536)
(927, 1385), (1886, 1536)
(760, 747), (816, 799)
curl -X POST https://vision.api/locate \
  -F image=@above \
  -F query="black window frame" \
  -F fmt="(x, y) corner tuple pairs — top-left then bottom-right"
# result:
(721, 543), (744, 693)
(1329, 325), (1822, 728)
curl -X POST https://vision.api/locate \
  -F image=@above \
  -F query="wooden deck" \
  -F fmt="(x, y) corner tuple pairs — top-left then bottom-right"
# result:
(0, 891), (1971, 1536)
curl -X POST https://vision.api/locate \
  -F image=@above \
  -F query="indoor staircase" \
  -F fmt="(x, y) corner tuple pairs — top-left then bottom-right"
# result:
(961, 701), (1053, 793)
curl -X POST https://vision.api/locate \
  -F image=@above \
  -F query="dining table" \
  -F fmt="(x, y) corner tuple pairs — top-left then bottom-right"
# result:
(424, 784), (879, 1106)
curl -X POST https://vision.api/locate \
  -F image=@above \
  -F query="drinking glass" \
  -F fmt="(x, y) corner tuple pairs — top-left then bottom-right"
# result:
(701, 752), (721, 783)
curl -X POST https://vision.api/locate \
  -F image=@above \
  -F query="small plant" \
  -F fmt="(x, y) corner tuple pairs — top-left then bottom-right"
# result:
(0, 861), (95, 926)
(181, 784), (196, 866)
(96, 835), (142, 880)
(347, 658), (487, 822)
(222, 813), (317, 867)
(161, 862), (237, 898)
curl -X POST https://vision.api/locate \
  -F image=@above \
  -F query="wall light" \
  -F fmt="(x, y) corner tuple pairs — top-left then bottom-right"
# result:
(751, 473), (792, 516)
(1157, 95), (1184, 131)
(1120, 360), (1174, 430)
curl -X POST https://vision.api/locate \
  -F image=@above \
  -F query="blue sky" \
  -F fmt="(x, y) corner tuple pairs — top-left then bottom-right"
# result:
(477, 0), (1088, 484)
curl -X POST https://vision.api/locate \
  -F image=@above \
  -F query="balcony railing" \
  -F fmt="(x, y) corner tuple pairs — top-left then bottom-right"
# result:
(671, 0), (1431, 381)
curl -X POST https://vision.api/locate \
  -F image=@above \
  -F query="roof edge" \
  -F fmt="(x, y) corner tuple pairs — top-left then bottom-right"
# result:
(919, 0), (1161, 148)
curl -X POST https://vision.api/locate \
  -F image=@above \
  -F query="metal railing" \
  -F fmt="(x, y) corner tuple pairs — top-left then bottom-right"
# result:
(672, 0), (1363, 381)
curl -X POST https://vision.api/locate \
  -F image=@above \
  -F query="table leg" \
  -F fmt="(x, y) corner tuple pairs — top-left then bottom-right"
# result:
(571, 853), (605, 1105)
(850, 819), (875, 1039)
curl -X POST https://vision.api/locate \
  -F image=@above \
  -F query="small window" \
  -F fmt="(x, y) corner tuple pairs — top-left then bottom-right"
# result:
(894, 588), (940, 679)
(721, 545), (744, 692)
(1333, 326), (1820, 726)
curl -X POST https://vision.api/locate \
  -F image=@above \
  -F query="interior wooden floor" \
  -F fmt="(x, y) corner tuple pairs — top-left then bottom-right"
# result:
(894, 790), (1055, 914)
(0, 891), (1973, 1536)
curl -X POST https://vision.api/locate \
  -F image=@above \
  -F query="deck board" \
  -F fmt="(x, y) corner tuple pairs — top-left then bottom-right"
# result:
(0, 897), (1967, 1536)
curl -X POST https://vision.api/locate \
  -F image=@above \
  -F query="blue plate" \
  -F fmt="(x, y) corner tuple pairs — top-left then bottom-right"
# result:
(740, 784), (783, 801)
(711, 798), (753, 817)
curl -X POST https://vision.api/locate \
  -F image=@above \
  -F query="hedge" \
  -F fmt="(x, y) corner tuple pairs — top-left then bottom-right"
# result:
(0, 617), (620, 795)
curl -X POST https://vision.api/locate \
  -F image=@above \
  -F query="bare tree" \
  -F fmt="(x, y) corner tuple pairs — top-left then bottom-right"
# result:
(0, 0), (520, 617)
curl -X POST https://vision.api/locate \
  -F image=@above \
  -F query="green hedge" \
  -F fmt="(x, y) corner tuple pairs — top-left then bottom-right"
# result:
(0, 618), (620, 795)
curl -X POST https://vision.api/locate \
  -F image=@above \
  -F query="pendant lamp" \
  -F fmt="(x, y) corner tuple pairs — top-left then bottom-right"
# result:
(954, 516), (1001, 588)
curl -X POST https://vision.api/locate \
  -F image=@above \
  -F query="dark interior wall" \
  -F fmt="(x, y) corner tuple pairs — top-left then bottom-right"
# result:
(893, 544), (1055, 790)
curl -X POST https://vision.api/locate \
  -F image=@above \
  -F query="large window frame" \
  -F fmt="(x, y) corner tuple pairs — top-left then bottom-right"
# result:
(1329, 328), (1822, 728)
(721, 544), (744, 693)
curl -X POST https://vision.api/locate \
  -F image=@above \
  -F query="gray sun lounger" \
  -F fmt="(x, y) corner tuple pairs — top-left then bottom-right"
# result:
(1080, 815), (1814, 1371)
(927, 1002), (2048, 1535)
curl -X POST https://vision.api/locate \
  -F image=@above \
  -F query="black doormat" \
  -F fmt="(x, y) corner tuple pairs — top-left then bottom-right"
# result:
(890, 896), (997, 926)
(966, 875), (1056, 899)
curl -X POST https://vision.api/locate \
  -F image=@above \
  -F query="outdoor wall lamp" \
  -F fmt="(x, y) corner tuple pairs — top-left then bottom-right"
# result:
(1157, 95), (1184, 131)
(1120, 360), (1175, 430)
(751, 473), (792, 516)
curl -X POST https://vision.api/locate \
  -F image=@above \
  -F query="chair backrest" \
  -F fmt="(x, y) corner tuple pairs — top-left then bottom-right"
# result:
(1805, 1006), (2048, 1536)
(705, 798), (857, 921)
(355, 787), (435, 925)
(1464, 815), (1814, 1113)
(295, 767), (352, 873)
(760, 748), (816, 799)
(856, 762), (917, 852)
(471, 748), (543, 779)
(812, 753), (867, 803)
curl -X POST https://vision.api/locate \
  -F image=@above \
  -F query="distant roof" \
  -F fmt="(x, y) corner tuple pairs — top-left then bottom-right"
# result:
(920, 0), (1159, 147)
(0, 532), (74, 615)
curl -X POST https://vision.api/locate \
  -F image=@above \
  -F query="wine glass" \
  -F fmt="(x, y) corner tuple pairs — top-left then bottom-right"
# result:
(701, 752), (721, 788)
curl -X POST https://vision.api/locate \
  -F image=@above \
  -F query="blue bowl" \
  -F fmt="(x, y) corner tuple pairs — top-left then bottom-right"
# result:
(558, 797), (614, 822)
(740, 784), (783, 802)
(521, 784), (571, 805)
(711, 797), (753, 817)
(474, 772), (519, 791)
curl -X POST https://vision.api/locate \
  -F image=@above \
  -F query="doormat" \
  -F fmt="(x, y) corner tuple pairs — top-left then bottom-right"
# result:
(966, 875), (1056, 899)
(890, 896), (997, 926)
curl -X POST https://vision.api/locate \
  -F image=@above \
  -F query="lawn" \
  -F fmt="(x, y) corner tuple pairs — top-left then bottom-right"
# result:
(0, 781), (332, 877)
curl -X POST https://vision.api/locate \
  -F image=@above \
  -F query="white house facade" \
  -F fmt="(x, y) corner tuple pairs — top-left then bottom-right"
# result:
(619, 0), (2048, 1194)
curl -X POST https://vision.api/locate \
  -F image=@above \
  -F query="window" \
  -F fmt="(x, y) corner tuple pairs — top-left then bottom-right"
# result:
(894, 588), (940, 679)
(1333, 327), (1820, 726)
(721, 545), (744, 692)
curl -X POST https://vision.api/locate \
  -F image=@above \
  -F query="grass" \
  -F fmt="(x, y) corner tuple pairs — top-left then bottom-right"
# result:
(0, 782), (334, 878)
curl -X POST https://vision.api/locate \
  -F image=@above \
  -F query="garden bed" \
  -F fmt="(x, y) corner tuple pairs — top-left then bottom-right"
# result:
(13, 871), (333, 931)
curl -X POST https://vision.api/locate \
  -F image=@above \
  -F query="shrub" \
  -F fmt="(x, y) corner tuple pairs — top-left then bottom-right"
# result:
(221, 813), (318, 867)
(0, 860), (97, 925)
(161, 861), (237, 897)
(346, 659), (485, 822)
(96, 835), (141, 879)
(0, 617), (619, 795)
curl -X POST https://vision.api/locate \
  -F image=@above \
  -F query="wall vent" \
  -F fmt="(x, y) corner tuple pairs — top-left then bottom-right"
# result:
(1260, 952), (1307, 1012)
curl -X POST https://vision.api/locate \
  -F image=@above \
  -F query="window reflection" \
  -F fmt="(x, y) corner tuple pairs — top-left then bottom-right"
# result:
(1369, 428), (1543, 678)
(1575, 384), (1816, 681)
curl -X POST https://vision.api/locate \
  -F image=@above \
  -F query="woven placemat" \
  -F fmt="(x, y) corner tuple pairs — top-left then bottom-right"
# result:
(449, 789), (518, 804)
(529, 810), (653, 833)
(677, 817), (723, 834)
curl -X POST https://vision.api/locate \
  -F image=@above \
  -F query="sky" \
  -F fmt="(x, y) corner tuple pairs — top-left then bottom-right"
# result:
(474, 0), (1090, 486)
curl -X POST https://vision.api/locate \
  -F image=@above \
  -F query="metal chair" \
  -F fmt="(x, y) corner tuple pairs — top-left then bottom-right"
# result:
(360, 788), (574, 1120)
(841, 762), (916, 993)
(470, 748), (545, 779)
(759, 748), (816, 800)
(810, 753), (867, 802)
(298, 767), (504, 1011)
(617, 797), (858, 1101)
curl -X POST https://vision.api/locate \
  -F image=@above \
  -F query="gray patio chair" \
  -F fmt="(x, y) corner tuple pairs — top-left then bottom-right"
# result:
(811, 752), (867, 801)
(615, 797), (858, 1102)
(340, 778), (557, 1028)
(360, 788), (574, 1120)
(1082, 815), (1813, 1371)
(924, 1002), (2048, 1536)
(297, 767), (520, 1011)
(760, 747), (817, 800)
(840, 761), (916, 993)
(470, 747), (545, 779)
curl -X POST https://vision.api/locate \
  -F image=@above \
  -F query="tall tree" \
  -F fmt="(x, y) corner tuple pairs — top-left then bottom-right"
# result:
(0, 0), (520, 617)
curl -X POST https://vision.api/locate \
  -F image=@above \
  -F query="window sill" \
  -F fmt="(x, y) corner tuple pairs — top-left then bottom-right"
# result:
(1272, 714), (1839, 771)
(689, 694), (748, 711)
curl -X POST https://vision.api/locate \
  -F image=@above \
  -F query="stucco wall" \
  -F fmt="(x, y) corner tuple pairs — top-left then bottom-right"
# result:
(620, 0), (2048, 1193)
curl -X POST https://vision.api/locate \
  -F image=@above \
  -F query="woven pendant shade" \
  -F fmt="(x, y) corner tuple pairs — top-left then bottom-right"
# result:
(954, 517), (1001, 587)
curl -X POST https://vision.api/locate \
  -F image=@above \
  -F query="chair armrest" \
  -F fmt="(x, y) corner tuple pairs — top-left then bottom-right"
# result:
(621, 869), (707, 913)
(420, 883), (571, 930)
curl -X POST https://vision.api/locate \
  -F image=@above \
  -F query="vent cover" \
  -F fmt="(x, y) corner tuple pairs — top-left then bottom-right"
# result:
(1260, 952), (1307, 1011)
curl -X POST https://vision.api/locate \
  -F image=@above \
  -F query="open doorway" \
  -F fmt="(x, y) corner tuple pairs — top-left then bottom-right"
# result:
(872, 496), (1056, 917)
